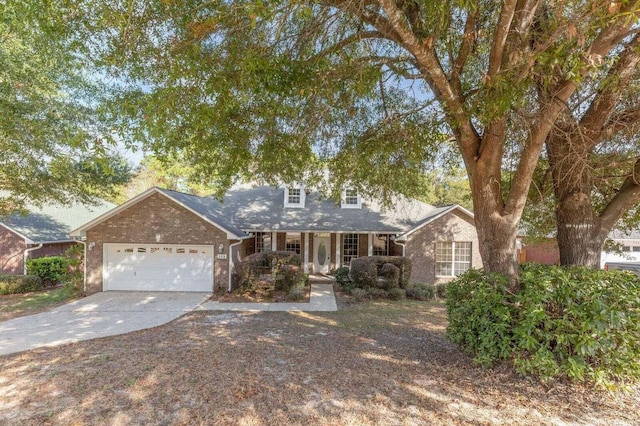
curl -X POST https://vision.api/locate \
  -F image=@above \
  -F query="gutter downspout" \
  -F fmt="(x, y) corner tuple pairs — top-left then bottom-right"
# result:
(392, 237), (406, 257)
(73, 238), (87, 294)
(228, 239), (244, 292)
(23, 244), (43, 275)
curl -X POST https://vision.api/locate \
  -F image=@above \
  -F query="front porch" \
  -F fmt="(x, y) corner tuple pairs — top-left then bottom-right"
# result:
(239, 231), (403, 274)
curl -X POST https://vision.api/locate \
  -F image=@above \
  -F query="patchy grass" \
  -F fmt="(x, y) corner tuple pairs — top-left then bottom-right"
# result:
(0, 286), (78, 322)
(0, 292), (638, 425)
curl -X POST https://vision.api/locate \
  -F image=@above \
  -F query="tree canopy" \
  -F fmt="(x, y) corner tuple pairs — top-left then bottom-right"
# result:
(0, 2), (131, 215)
(47, 0), (640, 286)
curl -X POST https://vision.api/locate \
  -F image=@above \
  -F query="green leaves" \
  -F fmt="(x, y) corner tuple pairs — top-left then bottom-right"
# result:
(446, 264), (640, 387)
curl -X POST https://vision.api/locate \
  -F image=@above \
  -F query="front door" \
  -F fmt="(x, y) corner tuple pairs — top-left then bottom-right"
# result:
(313, 236), (331, 274)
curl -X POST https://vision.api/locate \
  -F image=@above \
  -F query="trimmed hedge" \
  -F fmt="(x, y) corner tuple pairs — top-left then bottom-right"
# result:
(0, 275), (44, 295)
(446, 264), (640, 386)
(350, 256), (412, 289)
(26, 256), (70, 286)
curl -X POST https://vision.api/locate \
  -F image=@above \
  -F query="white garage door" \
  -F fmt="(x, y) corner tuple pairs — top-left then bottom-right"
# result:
(104, 244), (213, 292)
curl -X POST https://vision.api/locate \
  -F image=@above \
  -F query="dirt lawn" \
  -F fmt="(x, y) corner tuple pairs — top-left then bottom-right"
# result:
(0, 291), (638, 425)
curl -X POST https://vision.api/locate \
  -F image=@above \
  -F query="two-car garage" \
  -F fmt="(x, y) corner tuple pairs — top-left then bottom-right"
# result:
(103, 244), (214, 292)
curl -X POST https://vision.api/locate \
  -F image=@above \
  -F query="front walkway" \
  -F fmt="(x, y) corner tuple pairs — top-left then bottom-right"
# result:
(198, 279), (338, 312)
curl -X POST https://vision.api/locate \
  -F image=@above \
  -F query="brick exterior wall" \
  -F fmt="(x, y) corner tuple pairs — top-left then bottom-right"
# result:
(0, 226), (26, 275)
(404, 210), (482, 285)
(521, 239), (559, 265)
(84, 193), (230, 294)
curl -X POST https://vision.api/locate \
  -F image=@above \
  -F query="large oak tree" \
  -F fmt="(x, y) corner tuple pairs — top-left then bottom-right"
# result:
(66, 0), (640, 288)
(1, 2), (131, 215)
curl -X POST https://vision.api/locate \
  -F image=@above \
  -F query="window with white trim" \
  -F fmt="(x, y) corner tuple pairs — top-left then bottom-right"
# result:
(343, 233), (359, 266)
(341, 189), (361, 209)
(373, 234), (389, 256)
(285, 232), (301, 254)
(435, 241), (472, 277)
(284, 186), (305, 208)
(255, 232), (272, 253)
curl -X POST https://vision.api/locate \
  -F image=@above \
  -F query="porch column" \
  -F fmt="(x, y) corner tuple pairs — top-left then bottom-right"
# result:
(304, 232), (310, 274)
(336, 233), (341, 269)
(368, 233), (373, 256)
(271, 232), (277, 251)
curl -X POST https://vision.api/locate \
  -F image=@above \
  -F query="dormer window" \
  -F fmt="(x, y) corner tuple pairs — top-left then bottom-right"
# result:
(284, 185), (305, 208)
(341, 189), (361, 209)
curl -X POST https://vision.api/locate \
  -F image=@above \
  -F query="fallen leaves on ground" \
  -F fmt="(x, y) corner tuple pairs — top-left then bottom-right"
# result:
(0, 290), (638, 425)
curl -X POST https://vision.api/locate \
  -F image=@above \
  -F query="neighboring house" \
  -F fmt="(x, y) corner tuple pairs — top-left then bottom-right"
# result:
(516, 237), (560, 265)
(0, 200), (115, 275)
(70, 185), (482, 294)
(601, 230), (640, 268)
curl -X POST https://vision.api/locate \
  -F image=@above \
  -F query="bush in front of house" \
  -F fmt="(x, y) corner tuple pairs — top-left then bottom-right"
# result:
(232, 251), (302, 291)
(0, 275), (44, 295)
(334, 266), (351, 286)
(379, 263), (400, 289)
(446, 264), (640, 386)
(26, 256), (70, 286)
(274, 264), (304, 292)
(349, 256), (412, 289)
(406, 283), (436, 301)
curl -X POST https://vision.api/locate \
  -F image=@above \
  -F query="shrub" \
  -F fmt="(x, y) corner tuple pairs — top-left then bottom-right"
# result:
(334, 266), (351, 285)
(26, 256), (69, 286)
(379, 263), (400, 289)
(350, 257), (378, 288)
(435, 283), (447, 299)
(446, 265), (640, 386)
(406, 283), (435, 301)
(0, 275), (44, 295)
(388, 287), (406, 300)
(274, 264), (304, 292)
(64, 244), (84, 294)
(288, 284), (306, 301)
(233, 251), (301, 291)
(349, 256), (412, 289)
(349, 288), (369, 301)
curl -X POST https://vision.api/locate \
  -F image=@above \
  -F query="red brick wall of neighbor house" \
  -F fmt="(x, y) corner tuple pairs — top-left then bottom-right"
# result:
(521, 240), (559, 265)
(84, 193), (230, 294)
(0, 226), (26, 275)
(404, 210), (482, 285)
(31, 242), (76, 259)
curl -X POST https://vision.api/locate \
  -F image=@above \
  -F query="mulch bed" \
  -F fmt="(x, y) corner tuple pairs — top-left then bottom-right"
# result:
(212, 280), (311, 303)
(0, 289), (638, 425)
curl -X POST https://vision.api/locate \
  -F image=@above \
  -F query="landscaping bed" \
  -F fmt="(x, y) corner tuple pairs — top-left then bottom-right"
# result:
(212, 278), (311, 303)
(0, 291), (638, 425)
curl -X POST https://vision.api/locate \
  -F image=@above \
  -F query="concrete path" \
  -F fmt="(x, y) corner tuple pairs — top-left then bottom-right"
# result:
(0, 292), (209, 356)
(197, 283), (338, 312)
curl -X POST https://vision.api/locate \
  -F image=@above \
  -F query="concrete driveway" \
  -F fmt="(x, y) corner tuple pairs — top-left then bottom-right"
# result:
(0, 292), (209, 356)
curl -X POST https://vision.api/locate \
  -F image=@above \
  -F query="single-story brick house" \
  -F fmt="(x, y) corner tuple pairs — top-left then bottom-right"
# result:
(0, 200), (115, 275)
(70, 185), (482, 294)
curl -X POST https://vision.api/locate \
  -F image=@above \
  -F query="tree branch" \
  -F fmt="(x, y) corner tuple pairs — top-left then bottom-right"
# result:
(598, 157), (640, 234)
(579, 33), (640, 147)
(307, 30), (385, 62)
(488, 0), (518, 76)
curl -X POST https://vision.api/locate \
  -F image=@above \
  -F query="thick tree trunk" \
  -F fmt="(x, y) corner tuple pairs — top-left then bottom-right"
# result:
(474, 211), (520, 289)
(469, 163), (521, 291)
(547, 129), (605, 268)
(555, 193), (605, 268)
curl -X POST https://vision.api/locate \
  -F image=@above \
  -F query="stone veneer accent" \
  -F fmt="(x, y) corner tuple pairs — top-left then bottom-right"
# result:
(84, 193), (230, 294)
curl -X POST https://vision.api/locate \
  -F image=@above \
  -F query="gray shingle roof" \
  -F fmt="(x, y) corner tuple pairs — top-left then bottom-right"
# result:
(3, 199), (116, 243)
(609, 229), (640, 240)
(159, 185), (457, 234)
